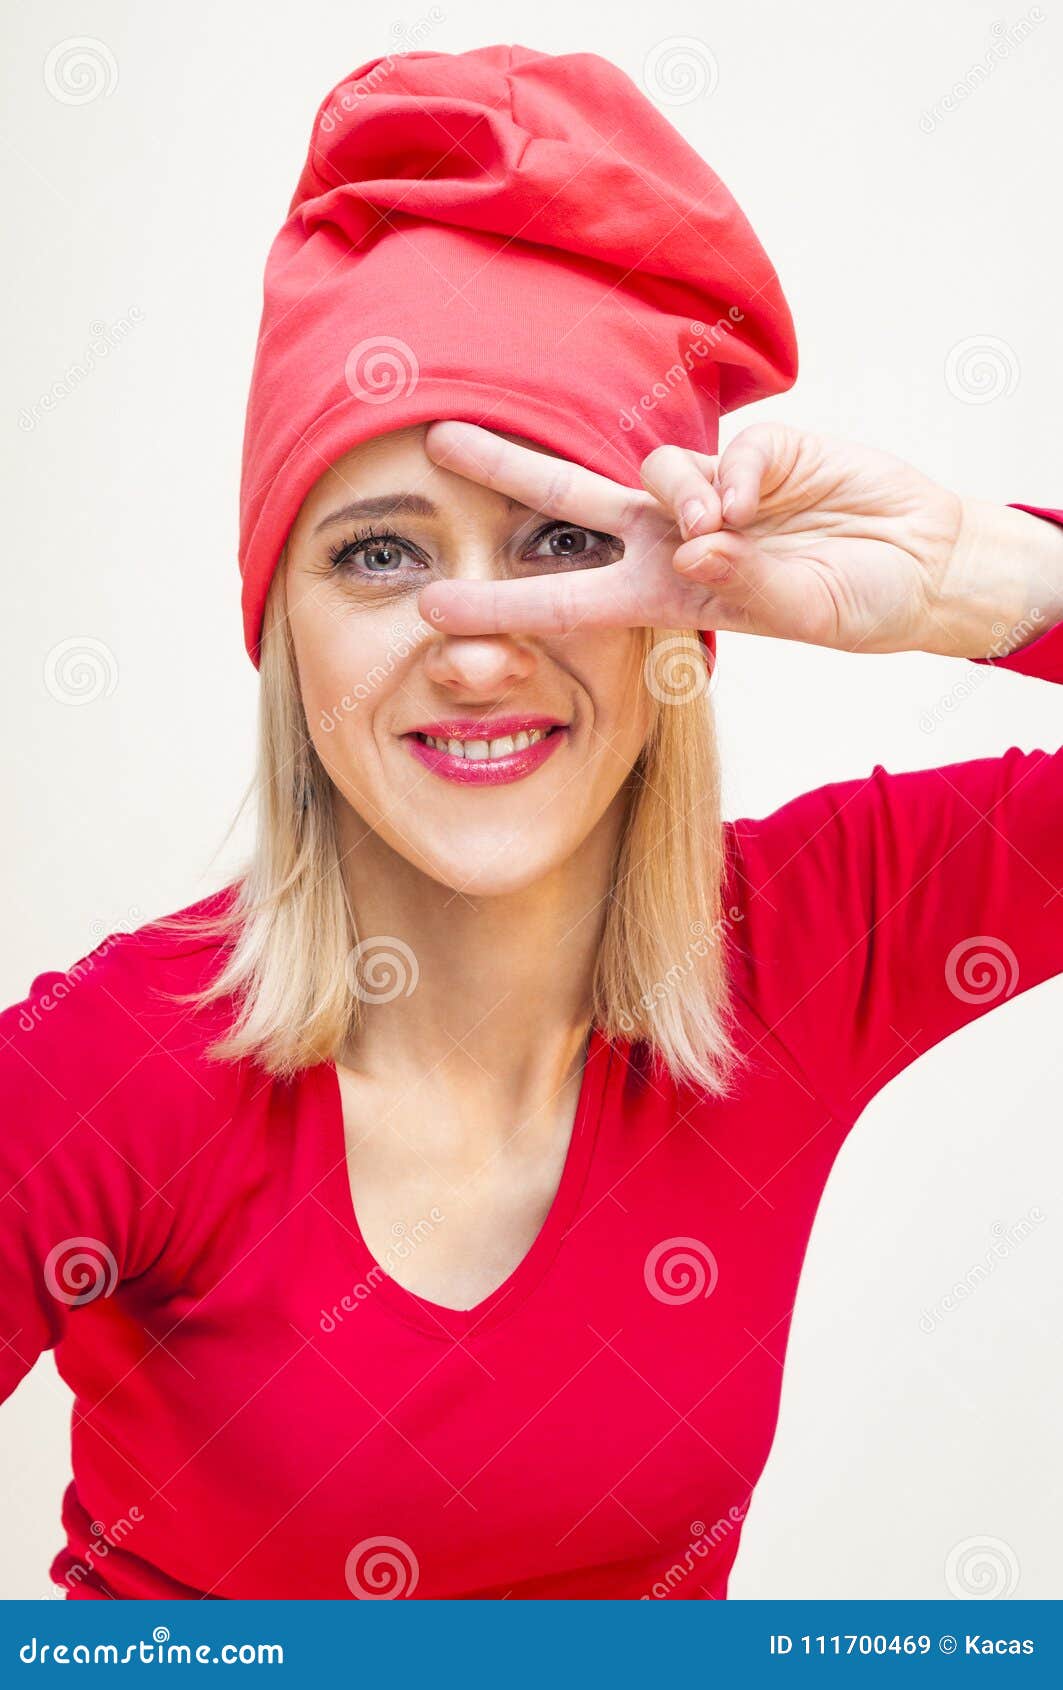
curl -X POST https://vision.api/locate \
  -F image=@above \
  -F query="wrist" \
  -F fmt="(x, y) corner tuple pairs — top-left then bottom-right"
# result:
(924, 497), (1063, 659)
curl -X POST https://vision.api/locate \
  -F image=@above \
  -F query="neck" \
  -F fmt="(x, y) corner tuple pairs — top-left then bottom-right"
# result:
(332, 791), (626, 1108)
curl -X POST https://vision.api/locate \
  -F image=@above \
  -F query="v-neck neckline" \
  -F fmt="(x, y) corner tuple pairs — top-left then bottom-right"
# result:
(315, 1023), (615, 1342)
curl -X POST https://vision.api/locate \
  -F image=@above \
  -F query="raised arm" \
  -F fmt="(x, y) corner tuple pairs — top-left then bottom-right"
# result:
(403, 418), (1063, 1120)
(726, 501), (1063, 1122)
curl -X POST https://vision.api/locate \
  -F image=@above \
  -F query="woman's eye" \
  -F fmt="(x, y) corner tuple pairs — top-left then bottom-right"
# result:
(324, 520), (620, 581)
(524, 523), (620, 567)
(326, 528), (425, 577)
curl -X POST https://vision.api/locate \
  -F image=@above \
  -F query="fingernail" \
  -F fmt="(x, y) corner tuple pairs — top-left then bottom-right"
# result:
(721, 487), (736, 519)
(679, 498), (709, 540)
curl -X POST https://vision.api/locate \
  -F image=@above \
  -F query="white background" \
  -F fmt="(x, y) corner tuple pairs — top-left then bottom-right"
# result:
(2, 0), (1061, 1600)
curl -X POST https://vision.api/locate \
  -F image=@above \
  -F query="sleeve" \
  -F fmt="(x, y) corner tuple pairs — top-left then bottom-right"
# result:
(726, 503), (1063, 1126)
(0, 940), (204, 1404)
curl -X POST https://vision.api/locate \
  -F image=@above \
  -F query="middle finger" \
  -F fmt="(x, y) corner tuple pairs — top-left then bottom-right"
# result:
(638, 444), (723, 539)
(423, 420), (655, 535)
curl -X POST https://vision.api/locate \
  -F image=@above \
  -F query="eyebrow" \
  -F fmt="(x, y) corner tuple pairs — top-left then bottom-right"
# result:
(313, 489), (525, 535)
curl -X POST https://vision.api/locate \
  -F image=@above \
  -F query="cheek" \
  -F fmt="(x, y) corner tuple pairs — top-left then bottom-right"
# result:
(566, 630), (652, 751)
(289, 602), (393, 767)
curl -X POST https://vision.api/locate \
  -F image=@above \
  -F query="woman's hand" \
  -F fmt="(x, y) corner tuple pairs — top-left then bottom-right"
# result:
(417, 419), (1063, 659)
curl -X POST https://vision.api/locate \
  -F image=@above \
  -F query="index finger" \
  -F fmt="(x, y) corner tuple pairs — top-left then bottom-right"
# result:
(423, 420), (653, 535)
(417, 560), (639, 639)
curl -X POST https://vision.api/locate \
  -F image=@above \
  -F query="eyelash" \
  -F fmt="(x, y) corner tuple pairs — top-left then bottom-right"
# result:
(325, 521), (618, 577)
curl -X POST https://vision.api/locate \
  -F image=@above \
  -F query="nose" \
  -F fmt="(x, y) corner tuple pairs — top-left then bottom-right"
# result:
(421, 626), (539, 696)
(418, 535), (542, 695)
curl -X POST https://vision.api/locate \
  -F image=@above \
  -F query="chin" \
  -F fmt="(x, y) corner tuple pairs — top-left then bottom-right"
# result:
(411, 839), (574, 899)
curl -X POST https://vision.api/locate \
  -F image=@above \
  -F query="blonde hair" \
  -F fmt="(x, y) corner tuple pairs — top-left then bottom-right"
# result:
(163, 560), (745, 1097)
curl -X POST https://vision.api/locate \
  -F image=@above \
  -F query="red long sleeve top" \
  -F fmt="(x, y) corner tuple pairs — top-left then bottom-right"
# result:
(3, 505), (1062, 1602)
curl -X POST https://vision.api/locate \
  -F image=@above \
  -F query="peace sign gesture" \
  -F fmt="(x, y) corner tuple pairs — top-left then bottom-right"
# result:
(415, 418), (1015, 659)
(417, 420), (726, 639)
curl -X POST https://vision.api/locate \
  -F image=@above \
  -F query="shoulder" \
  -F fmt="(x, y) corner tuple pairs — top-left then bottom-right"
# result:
(722, 767), (888, 922)
(719, 767), (905, 1043)
(0, 887), (258, 1325)
(4, 881), (239, 1039)
(0, 884), (246, 1164)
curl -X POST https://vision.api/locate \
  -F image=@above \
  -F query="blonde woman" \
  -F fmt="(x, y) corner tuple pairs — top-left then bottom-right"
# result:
(3, 44), (1061, 1602)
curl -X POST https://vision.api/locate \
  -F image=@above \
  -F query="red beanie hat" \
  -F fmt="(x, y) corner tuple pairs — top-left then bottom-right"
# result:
(238, 43), (798, 668)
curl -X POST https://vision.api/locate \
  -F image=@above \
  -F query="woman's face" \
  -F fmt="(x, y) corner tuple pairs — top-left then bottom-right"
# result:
(284, 423), (653, 895)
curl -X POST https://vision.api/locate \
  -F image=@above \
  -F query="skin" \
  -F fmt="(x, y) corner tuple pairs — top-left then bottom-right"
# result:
(283, 418), (1063, 1311)
(418, 418), (1063, 658)
(283, 423), (654, 1309)
(285, 422), (652, 902)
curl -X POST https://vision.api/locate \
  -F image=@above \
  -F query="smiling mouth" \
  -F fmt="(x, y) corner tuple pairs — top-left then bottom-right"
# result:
(403, 720), (569, 784)
(410, 725), (563, 761)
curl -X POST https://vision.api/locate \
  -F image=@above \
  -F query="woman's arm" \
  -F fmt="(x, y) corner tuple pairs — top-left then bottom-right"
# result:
(936, 498), (1063, 659)
(726, 503), (1063, 1124)
(0, 929), (224, 1403)
(405, 420), (1063, 1117)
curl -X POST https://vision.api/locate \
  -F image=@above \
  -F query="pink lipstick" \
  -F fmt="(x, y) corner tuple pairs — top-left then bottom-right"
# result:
(403, 714), (569, 786)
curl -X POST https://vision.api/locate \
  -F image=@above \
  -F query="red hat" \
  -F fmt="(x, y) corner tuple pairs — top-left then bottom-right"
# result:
(238, 43), (798, 668)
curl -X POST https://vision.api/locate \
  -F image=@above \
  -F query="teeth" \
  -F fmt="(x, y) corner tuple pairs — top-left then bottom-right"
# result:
(420, 727), (553, 759)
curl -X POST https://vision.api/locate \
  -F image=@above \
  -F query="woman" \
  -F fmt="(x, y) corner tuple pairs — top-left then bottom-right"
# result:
(3, 44), (1061, 1602)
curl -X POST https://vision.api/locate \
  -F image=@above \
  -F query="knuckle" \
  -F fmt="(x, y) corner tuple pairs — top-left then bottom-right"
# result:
(729, 421), (770, 453)
(639, 444), (690, 490)
(542, 461), (575, 509)
(640, 444), (675, 474)
(620, 488), (656, 527)
(553, 576), (583, 637)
